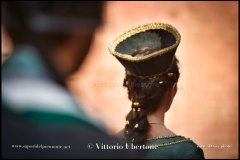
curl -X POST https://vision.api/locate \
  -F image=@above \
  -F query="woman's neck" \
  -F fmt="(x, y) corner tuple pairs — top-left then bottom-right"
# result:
(147, 107), (176, 139)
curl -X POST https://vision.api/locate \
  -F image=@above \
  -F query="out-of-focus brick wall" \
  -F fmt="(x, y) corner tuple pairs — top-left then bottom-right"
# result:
(68, 1), (238, 158)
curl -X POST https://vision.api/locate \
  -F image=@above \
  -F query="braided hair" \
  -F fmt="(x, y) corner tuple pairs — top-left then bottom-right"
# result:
(123, 48), (180, 145)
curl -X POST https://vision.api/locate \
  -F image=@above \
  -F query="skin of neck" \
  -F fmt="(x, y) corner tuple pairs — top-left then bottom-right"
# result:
(116, 83), (177, 138)
(147, 83), (177, 138)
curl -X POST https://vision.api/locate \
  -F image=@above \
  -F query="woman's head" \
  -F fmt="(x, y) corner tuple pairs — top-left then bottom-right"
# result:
(123, 48), (180, 145)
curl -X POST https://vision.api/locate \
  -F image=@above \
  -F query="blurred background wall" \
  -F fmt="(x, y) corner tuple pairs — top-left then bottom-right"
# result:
(2, 1), (238, 159)
(67, 1), (238, 159)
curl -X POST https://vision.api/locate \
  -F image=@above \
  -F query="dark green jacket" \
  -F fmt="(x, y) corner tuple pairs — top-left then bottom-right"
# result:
(145, 135), (205, 159)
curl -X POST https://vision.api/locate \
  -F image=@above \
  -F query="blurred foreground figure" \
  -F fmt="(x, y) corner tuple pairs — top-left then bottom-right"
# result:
(2, 26), (13, 64)
(2, 1), (137, 159)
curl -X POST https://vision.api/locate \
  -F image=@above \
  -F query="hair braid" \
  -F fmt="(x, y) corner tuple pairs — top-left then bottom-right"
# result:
(123, 57), (180, 145)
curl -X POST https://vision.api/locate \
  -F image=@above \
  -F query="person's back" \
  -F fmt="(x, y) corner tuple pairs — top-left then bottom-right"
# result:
(146, 135), (204, 159)
(2, 2), (139, 158)
(109, 23), (205, 159)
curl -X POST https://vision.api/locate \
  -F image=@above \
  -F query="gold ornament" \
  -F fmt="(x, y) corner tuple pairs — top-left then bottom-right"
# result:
(134, 124), (139, 128)
(168, 73), (174, 77)
(133, 102), (139, 106)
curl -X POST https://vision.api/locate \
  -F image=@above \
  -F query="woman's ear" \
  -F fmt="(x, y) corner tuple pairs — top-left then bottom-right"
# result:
(164, 83), (177, 112)
(173, 83), (177, 96)
(168, 83), (177, 98)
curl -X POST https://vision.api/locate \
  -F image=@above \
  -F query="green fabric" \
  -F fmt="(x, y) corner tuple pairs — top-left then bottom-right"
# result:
(145, 136), (205, 159)
(21, 109), (96, 129)
(2, 45), (106, 132)
(2, 46), (50, 77)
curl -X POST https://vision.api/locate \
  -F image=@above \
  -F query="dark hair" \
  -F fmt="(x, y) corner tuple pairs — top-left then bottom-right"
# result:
(2, 1), (103, 46)
(123, 48), (180, 145)
(2, 1), (103, 85)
